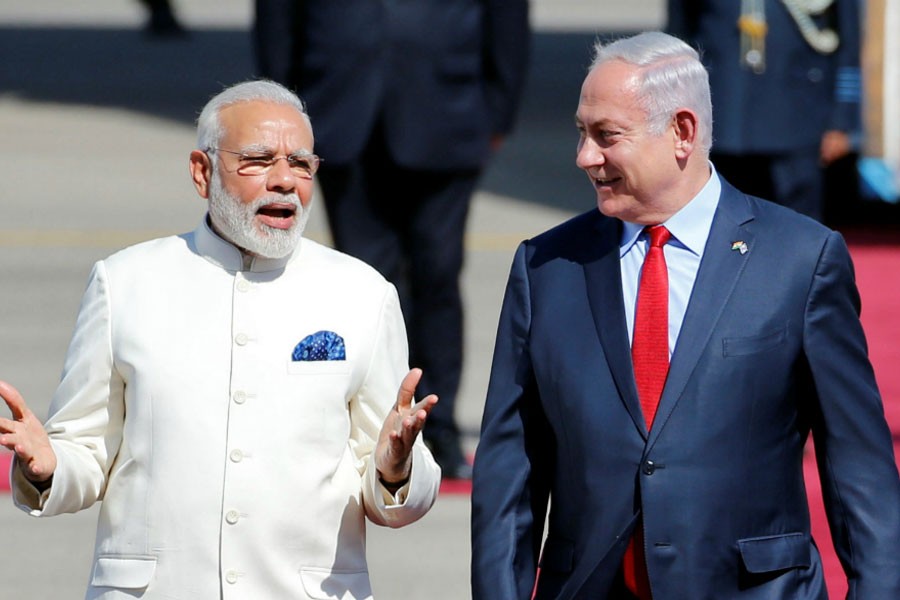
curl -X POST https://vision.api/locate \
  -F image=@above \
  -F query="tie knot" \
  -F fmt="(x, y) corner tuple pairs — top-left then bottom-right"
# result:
(646, 225), (671, 248)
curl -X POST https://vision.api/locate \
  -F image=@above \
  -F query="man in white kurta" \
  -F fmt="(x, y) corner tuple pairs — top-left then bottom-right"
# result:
(1, 80), (441, 599)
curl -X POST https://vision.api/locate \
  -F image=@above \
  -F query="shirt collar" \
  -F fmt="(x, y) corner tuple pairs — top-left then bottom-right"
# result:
(619, 163), (721, 257)
(193, 213), (302, 273)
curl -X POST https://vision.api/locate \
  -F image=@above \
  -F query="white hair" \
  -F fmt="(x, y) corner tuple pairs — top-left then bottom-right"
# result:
(196, 79), (312, 151)
(591, 31), (713, 155)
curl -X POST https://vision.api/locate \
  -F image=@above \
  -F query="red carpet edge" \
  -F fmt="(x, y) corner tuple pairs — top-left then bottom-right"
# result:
(1, 451), (11, 492)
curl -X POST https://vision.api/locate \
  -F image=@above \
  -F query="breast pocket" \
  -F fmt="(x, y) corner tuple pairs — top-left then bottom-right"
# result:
(722, 325), (788, 357)
(286, 360), (352, 376)
(282, 361), (354, 450)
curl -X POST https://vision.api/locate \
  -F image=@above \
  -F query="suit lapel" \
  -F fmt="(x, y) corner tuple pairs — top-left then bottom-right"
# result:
(648, 183), (756, 446)
(582, 215), (648, 436)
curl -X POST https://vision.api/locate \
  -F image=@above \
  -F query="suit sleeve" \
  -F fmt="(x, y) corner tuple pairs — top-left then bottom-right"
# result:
(472, 243), (552, 600)
(353, 282), (440, 527)
(482, 0), (531, 135)
(804, 231), (900, 596)
(12, 261), (124, 517)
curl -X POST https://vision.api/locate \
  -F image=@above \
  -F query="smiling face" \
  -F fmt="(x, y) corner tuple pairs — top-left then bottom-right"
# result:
(575, 60), (696, 225)
(189, 100), (315, 258)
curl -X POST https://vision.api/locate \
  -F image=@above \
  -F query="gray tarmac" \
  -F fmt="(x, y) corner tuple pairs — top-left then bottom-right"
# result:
(0, 2), (662, 598)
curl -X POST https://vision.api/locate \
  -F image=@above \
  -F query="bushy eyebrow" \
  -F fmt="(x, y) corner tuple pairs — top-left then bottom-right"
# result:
(235, 144), (313, 156)
(575, 116), (613, 130)
(575, 114), (595, 130)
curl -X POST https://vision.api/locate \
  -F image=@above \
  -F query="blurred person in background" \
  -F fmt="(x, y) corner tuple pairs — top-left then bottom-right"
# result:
(139, 0), (187, 37)
(254, 0), (531, 479)
(667, 0), (861, 223)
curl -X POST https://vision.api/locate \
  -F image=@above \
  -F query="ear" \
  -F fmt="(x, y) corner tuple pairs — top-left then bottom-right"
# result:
(189, 150), (213, 199)
(672, 108), (699, 159)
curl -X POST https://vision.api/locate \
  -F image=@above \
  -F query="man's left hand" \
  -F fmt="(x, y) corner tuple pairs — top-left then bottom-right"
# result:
(375, 368), (438, 486)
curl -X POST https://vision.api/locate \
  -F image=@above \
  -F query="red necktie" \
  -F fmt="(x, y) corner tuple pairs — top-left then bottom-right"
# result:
(632, 224), (671, 428)
(623, 224), (671, 599)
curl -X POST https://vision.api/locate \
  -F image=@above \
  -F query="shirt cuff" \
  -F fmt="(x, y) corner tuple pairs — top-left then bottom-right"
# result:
(377, 474), (411, 505)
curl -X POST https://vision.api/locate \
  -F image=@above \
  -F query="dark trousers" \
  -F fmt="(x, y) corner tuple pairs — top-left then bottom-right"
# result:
(712, 150), (824, 223)
(316, 127), (479, 438)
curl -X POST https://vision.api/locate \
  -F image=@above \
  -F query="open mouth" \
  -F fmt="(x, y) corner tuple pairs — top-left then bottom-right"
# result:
(594, 171), (620, 183)
(256, 203), (297, 229)
(595, 176), (621, 187)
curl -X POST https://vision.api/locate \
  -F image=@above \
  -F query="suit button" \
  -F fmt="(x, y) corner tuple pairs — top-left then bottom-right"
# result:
(643, 460), (656, 475)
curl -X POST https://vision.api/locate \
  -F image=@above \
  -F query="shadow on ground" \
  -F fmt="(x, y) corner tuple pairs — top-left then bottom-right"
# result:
(2, 25), (897, 225)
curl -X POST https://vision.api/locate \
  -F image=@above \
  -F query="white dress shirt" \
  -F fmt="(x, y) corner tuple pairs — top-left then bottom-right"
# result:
(620, 166), (721, 356)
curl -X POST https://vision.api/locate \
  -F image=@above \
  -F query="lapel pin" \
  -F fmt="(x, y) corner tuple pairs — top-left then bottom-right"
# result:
(731, 241), (749, 255)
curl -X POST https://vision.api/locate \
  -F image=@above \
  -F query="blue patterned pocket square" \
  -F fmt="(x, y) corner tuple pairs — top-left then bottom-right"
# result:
(292, 330), (346, 361)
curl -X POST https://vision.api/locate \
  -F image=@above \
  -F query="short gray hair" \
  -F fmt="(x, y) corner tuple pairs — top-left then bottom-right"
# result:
(196, 79), (312, 151)
(590, 31), (712, 156)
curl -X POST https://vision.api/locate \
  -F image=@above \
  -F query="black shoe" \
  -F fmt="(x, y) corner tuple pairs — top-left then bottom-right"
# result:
(425, 430), (472, 480)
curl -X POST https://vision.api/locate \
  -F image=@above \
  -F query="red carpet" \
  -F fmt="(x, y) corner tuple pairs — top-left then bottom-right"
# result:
(1, 451), (11, 492)
(440, 477), (473, 495)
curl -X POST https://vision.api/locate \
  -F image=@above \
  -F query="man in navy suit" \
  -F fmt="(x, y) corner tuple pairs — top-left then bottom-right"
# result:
(471, 31), (900, 599)
(253, 0), (530, 478)
(666, 0), (861, 223)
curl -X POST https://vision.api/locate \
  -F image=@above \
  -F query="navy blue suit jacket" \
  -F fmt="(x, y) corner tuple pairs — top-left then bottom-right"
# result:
(471, 179), (900, 599)
(667, 0), (861, 154)
(254, 0), (529, 169)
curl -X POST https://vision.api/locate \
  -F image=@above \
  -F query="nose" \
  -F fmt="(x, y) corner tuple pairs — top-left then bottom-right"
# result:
(575, 137), (605, 171)
(266, 157), (297, 193)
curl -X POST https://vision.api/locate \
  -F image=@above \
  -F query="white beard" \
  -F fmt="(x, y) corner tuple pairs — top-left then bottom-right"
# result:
(207, 169), (309, 259)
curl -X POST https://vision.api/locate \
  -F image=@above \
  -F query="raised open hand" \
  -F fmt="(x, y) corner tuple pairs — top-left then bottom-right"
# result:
(375, 368), (438, 486)
(0, 380), (56, 484)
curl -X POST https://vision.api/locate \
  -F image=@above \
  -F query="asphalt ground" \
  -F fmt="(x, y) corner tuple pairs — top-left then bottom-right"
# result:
(0, 1), (666, 598)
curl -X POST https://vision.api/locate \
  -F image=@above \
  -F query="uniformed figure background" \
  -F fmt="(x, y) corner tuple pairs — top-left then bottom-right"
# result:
(667, 0), (861, 223)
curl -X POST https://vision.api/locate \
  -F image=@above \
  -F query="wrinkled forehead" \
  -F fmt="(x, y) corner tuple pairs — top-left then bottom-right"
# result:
(218, 100), (313, 151)
(576, 62), (645, 125)
(580, 61), (641, 104)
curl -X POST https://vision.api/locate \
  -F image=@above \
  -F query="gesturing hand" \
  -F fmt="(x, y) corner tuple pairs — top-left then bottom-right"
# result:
(375, 368), (438, 486)
(0, 380), (57, 484)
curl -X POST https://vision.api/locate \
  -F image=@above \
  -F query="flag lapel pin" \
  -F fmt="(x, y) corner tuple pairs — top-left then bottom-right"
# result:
(731, 241), (749, 255)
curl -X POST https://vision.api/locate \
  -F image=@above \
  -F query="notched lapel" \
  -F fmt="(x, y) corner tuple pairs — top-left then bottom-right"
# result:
(648, 189), (756, 445)
(582, 216), (647, 436)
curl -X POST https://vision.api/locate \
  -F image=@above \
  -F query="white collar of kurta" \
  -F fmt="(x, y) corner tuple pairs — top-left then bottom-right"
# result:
(194, 214), (302, 273)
